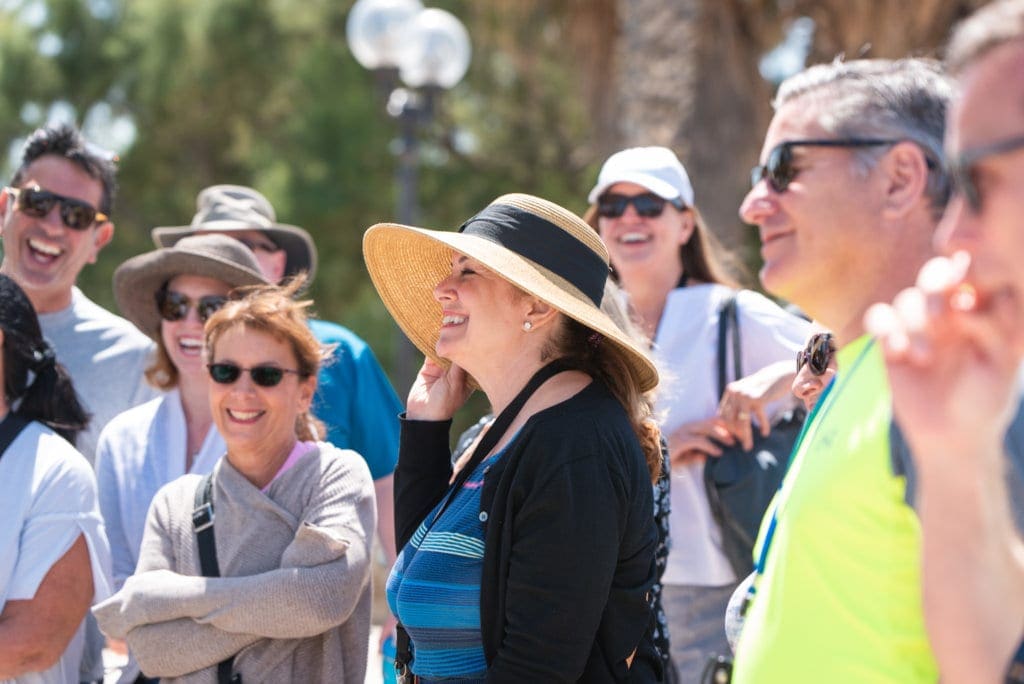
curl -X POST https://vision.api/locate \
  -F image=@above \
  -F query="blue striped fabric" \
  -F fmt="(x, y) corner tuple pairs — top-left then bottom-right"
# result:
(387, 449), (506, 681)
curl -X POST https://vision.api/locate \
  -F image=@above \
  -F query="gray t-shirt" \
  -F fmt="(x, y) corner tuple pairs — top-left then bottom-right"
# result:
(38, 287), (159, 465)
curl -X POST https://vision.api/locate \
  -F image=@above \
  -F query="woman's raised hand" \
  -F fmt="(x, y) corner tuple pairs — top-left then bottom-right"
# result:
(406, 358), (474, 421)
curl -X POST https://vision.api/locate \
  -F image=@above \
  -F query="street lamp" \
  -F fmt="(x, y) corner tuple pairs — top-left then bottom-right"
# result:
(347, 0), (471, 390)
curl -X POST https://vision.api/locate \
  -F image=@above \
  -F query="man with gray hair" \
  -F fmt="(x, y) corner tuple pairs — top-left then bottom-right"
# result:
(866, 2), (1024, 681)
(732, 58), (953, 681)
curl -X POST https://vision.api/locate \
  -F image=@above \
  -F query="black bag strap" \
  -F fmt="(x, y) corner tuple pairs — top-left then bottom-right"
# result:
(431, 357), (570, 524)
(716, 293), (743, 400)
(192, 473), (240, 684)
(0, 412), (31, 459)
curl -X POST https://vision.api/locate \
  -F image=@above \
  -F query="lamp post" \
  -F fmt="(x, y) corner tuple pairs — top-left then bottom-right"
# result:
(347, 0), (471, 392)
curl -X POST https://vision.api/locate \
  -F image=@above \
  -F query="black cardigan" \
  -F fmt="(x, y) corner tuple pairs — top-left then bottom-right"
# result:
(395, 381), (661, 682)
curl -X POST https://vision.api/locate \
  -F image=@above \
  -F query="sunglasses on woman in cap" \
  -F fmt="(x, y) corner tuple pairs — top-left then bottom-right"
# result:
(597, 192), (686, 218)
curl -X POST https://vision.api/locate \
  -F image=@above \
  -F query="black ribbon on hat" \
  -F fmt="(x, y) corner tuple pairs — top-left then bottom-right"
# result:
(458, 204), (608, 306)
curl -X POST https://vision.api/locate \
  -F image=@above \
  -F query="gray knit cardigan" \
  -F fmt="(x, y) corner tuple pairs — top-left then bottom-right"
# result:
(93, 443), (376, 683)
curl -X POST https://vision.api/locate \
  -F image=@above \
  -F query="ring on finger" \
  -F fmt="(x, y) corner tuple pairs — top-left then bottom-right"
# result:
(737, 410), (750, 420)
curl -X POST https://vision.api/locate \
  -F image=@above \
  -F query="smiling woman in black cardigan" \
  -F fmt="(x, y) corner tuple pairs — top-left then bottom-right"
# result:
(364, 193), (663, 682)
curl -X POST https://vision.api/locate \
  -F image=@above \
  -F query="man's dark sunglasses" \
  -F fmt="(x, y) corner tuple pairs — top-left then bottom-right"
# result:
(751, 138), (901, 193)
(207, 362), (304, 387)
(157, 289), (228, 324)
(597, 192), (686, 218)
(796, 332), (835, 376)
(7, 185), (108, 230)
(949, 133), (1024, 213)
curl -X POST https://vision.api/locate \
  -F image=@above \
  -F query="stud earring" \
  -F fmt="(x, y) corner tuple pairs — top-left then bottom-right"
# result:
(523, 321), (533, 331)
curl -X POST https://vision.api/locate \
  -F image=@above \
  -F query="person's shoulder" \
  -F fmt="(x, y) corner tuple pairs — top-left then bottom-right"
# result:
(99, 395), (166, 438)
(17, 422), (97, 493)
(525, 383), (631, 445)
(314, 441), (374, 482)
(70, 291), (153, 349)
(309, 318), (368, 351)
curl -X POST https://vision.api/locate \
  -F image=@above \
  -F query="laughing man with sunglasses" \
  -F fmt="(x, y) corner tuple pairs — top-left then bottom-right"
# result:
(732, 59), (955, 682)
(866, 3), (1024, 682)
(0, 126), (160, 684)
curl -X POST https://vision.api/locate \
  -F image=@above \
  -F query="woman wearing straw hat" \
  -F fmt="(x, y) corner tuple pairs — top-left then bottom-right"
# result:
(94, 280), (377, 683)
(365, 193), (663, 681)
(585, 147), (810, 681)
(0, 274), (112, 684)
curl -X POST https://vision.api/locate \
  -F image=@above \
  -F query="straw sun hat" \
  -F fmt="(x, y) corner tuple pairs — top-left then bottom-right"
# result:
(362, 193), (659, 392)
(114, 233), (268, 341)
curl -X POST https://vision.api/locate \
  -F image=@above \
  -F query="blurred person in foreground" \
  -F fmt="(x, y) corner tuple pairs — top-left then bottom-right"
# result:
(93, 280), (376, 683)
(152, 185), (402, 641)
(364, 193), (662, 681)
(733, 57), (953, 681)
(865, 2), (1024, 681)
(94, 234), (266, 682)
(585, 146), (809, 681)
(0, 273), (112, 683)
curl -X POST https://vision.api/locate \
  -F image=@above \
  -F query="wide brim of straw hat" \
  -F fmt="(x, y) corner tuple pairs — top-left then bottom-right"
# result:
(151, 223), (319, 283)
(114, 236), (268, 341)
(362, 194), (658, 393)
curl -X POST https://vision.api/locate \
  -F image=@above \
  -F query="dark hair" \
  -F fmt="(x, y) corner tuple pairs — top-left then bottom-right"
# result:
(10, 124), (118, 215)
(946, 0), (1024, 74)
(0, 275), (89, 443)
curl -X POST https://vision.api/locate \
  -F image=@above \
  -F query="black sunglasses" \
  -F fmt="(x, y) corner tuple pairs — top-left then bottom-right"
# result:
(597, 192), (686, 219)
(751, 138), (901, 193)
(949, 133), (1024, 213)
(796, 332), (835, 376)
(207, 362), (304, 387)
(156, 289), (228, 324)
(7, 185), (108, 230)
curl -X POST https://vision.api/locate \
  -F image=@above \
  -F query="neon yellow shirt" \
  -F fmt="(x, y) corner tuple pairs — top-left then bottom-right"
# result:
(732, 336), (937, 683)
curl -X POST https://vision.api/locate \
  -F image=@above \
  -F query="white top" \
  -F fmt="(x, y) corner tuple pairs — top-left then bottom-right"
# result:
(0, 420), (113, 684)
(96, 390), (226, 590)
(655, 284), (810, 586)
(38, 287), (160, 464)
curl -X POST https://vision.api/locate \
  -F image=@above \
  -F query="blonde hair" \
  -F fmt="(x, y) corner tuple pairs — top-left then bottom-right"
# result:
(203, 276), (327, 441)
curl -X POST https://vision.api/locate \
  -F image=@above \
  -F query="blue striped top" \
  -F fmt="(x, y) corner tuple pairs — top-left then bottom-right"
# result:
(386, 448), (507, 682)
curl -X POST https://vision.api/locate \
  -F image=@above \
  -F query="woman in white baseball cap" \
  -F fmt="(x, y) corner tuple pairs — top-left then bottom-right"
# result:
(586, 146), (811, 682)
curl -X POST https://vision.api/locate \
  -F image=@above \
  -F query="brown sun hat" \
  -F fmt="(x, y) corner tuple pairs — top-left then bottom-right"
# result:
(362, 193), (659, 392)
(151, 184), (318, 283)
(114, 233), (268, 341)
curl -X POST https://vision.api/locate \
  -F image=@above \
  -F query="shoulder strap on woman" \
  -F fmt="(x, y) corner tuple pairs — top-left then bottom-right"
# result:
(0, 413), (31, 459)
(192, 473), (241, 684)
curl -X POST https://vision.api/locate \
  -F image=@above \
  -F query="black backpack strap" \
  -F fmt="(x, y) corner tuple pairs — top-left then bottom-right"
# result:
(716, 293), (743, 400)
(192, 473), (240, 684)
(0, 413), (31, 458)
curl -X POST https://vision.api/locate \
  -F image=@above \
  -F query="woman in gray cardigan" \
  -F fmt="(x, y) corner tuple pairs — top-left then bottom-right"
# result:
(94, 280), (377, 683)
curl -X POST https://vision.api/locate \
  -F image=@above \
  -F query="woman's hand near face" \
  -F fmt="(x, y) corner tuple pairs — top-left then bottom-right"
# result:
(717, 360), (797, 451)
(406, 358), (473, 421)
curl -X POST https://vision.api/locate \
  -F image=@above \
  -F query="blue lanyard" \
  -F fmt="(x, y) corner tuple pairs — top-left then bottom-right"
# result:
(740, 339), (877, 615)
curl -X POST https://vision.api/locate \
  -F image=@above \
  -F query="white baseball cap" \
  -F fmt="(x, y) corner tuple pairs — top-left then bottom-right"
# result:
(587, 146), (695, 207)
